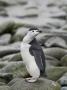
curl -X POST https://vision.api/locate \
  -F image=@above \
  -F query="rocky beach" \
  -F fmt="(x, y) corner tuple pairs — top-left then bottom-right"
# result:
(0, 0), (67, 90)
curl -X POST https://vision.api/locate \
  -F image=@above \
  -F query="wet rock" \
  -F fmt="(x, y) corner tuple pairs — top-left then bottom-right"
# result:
(12, 27), (28, 41)
(58, 73), (67, 86)
(61, 55), (67, 66)
(8, 78), (61, 90)
(0, 34), (11, 45)
(46, 67), (67, 81)
(45, 36), (67, 48)
(43, 47), (67, 60)
(0, 53), (21, 62)
(61, 87), (67, 90)
(0, 42), (20, 57)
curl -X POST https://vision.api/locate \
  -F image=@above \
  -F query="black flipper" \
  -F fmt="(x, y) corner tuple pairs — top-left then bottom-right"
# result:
(29, 46), (45, 75)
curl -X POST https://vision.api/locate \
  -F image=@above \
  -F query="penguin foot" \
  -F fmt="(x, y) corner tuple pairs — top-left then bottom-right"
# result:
(25, 77), (38, 83)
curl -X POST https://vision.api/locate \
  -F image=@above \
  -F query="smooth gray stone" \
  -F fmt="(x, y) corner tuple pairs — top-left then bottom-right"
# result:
(8, 78), (61, 90)
(45, 55), (60, 66)
(6, 6), (38, 18)
(0, 21), (15, 34)
(46, 67), (67, 81)
(0, 34), (11, 45)
(58, 73), (67, 86)
(0, 61), (23, 73)
(45, 36), (67, 48)
(0, 53), (21, 62)
(43, 47), (67, 60)
(0, 0), (27, 5)
(0, 85), (10, 90)
(0, 42), (20, 57)
(61, 55), (67, 66)
(61, 87), (67, 90)
(13, 27), (28, 41)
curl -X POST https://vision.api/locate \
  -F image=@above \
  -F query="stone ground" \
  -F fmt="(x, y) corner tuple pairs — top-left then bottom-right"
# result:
(0, 0), (67, 90)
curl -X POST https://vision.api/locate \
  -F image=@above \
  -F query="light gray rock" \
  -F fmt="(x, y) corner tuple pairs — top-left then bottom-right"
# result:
(0, 42), (20, 57)
(6, 6), (38, 18)
(36, 33), (49, 45)
(0, 53), (21, 62)
(8, 78), (61, 90)
(45, 36), (67, 48)
(45, 55), (60, 66)
(0, 34), (11, 45)
(13, 27), (28, 41)
(0, 7), (7, 16)
(61, 87), (67, 90)
(43, 47), (67, 60)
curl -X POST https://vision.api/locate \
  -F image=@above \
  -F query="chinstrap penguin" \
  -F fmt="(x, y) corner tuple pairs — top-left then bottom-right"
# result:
(20, 27), (46, 83)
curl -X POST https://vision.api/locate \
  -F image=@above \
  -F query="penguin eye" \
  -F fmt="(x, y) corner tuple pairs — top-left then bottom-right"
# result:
(32, 30), (34, 32)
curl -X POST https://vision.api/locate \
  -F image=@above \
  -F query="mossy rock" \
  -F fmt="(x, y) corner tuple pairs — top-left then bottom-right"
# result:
(43, 47), (67, 60)
(8, 78), (61, 90)
(1, 53), (21, 62)
(61, 55), (67, 66)
(0, 85), (10, 90)
(0, 62), (29, 78)
(0, 21), (15, 34)
(58, 73), (67, 86)
(46, 67), (67, 81)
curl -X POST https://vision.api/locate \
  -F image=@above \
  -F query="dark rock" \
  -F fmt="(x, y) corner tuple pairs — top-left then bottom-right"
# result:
(0, 73), (13, 83)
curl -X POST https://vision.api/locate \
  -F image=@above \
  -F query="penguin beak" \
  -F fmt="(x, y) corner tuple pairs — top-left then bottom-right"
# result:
(39, 30), (42, 33)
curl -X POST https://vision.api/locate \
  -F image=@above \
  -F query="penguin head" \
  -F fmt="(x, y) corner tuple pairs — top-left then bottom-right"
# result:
(28, 27), (42, 37)
(23, 27), (42, 43)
